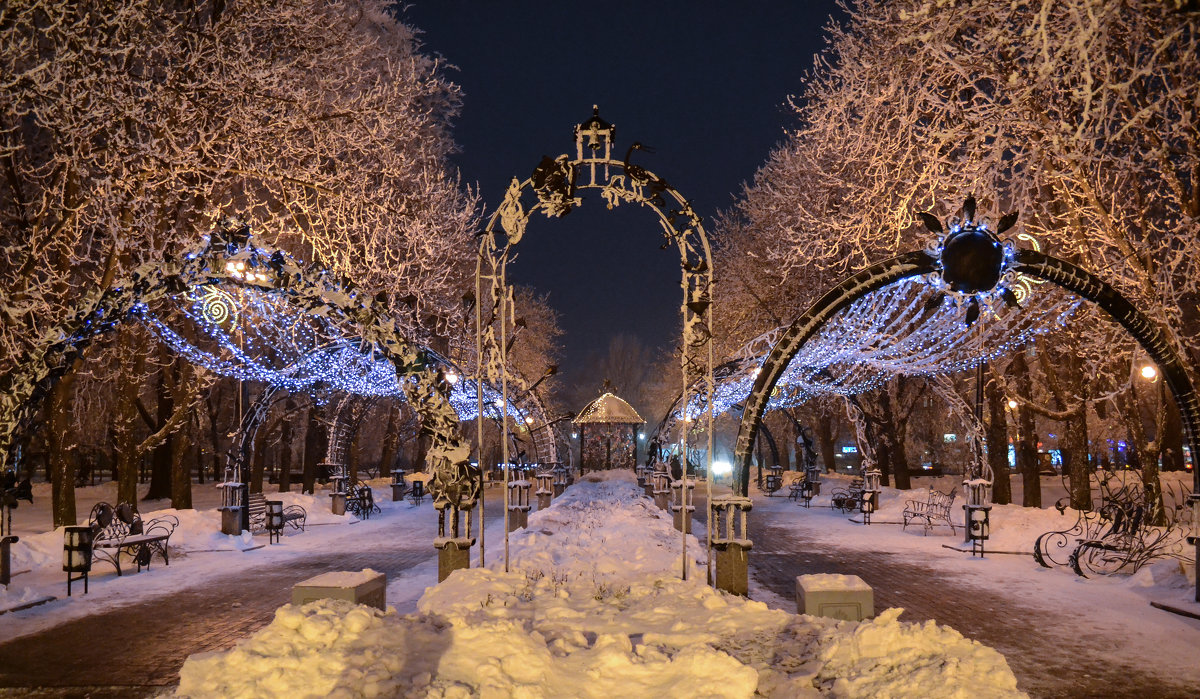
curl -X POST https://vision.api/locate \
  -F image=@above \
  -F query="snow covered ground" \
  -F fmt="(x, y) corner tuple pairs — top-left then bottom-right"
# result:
(173, 471), (1024, 698)
(0, 477), (442, 639)
(746, 471), (1200, 688)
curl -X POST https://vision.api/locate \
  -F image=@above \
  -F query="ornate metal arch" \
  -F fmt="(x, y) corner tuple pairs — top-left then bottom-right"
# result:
(0, 223), (477, 517)
(733, 248), (1200, 524)
(476, 107), (716, 475)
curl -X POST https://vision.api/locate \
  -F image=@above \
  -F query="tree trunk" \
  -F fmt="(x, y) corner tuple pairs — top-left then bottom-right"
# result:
(1063, 408), (1091, 511)
(145, 359), (175, 501)
(48, 370), (79, 527)
(279, 401), (295, 493)
(815, 413), (836, 473)
(115, 347), (146, 507)
(985, 374), (1012, 505)
(378, 407), (400, 477)
(302, 405), (325, 494)
(170, 417), (193, 509)
(1012, 353), (1041, 508)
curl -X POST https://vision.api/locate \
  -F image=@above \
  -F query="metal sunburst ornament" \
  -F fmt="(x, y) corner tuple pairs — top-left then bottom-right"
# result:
(918, 195), (1021, 327)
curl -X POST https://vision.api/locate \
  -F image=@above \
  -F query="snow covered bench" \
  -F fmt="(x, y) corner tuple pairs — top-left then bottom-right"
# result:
(247, 492), (306, 532)
(902, 487), (957, 535)
(88, 502), (178, 576)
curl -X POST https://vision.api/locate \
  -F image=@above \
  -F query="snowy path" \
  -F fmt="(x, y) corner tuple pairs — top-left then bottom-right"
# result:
(0, 504), (504, 696)
(705, 490), (1200, 699)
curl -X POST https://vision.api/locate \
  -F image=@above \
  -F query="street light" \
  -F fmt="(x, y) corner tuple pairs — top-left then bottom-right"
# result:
(1140, 365), (1158, 381)
(1007, 399), (1018, 410)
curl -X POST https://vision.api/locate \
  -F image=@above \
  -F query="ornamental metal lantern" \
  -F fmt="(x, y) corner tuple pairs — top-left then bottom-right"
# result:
(964, 478), (993, 556)
(861, 469), (882, 524)
(63, 525), (93, 596)
(266, 500), (284, 544)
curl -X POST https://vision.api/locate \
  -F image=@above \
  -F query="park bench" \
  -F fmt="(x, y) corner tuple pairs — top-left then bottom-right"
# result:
(830, 478), (864, 513)
(902, 487), (957, 534)
(247, 492), (307, 532)
(787, 475), (805, 502)
(88, 502), (178, 576)
(345, 482), (381, 520)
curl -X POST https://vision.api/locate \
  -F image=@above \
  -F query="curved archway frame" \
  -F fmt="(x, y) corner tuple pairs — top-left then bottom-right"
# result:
(733, 247), (1200, 598)
(476, 109), (716, 578)
(0, 226), (478, 530)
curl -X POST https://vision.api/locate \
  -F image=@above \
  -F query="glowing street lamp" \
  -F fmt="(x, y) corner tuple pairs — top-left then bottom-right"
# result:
(1140, 365), (1158, 381)
(1007, 399), (1019, 410)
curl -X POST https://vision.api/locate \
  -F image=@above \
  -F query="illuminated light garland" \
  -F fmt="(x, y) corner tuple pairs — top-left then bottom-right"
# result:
(683, 275), (1081, 419)
(136, 282), (529, 422)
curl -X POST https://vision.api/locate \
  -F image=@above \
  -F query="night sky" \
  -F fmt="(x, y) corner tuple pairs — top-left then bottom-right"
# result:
(402, 1), (846, 394)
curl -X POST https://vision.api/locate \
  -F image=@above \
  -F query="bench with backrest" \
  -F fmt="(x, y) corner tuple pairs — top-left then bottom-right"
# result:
(787, 475), (805, 502)
(247, 492), (307, 533)
(902, 487), (957, 534)
(89, 502), (178, 576)
(345, 482), (381, 519)
(830, 478), (865, 513)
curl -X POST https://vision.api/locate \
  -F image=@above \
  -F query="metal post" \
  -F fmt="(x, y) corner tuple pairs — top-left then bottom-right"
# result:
(500, 258), (510, 574)
(475, 250), (486, 568)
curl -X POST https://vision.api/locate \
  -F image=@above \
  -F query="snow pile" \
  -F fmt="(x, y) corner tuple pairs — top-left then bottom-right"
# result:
(175, 471), (1023, 698)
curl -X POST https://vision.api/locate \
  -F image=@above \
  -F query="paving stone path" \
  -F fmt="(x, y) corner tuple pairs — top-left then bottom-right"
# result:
(0, 506), (504, 698)
(695, 494), (1199, 699)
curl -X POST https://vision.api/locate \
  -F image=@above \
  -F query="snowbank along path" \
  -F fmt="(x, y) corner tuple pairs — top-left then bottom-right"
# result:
(175, 471), (1024, 698)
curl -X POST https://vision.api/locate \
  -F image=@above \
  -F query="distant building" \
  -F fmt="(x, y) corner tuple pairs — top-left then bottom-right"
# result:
(573, 392), (644, 472)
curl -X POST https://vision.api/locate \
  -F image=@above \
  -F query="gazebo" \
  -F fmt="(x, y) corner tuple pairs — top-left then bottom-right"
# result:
(573, 391), (644, 472)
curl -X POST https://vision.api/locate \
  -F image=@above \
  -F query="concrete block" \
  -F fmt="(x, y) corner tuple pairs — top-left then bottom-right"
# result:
(220, 507), (242, 535)
(537, 492), (553, 510)
(507, 508), (528, 532)
(293, 569), (386, 610)
(330, 492), (347, 516)
(654, 492), (670, 510)
(714, 543), (750, 596)
(796, 573), (873, 621)
(673, 509), (692, 533)
(438, 542), (471, 582)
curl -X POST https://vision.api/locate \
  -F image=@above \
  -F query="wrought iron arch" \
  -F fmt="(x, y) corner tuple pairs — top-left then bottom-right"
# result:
(733, 247), (1200, 564)
(0, 224), (478, 525)
(476, 108), (716, 577)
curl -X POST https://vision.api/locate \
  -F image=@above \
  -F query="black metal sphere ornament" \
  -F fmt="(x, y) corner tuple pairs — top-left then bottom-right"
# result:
(918, 196), (1021, 326)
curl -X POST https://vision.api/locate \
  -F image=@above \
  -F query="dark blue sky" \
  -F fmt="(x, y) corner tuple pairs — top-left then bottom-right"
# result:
(402, 1), (845, 392)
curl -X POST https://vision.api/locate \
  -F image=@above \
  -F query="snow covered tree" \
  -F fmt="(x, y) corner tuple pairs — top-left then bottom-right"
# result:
(1, 0), (478, 525)
(717, 0), (1199, 497)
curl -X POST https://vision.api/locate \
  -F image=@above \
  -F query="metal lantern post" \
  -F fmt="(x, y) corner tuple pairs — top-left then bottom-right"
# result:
(266, 500), (284, 544)
(391, 468), (407, 501)
(63, 525), (94, 596)
(861, 468), (882, 525)
(964, 478), (993, 556)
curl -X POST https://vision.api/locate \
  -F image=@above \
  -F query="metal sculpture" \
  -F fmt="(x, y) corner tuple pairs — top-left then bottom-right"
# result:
(733, 199), (1200, 598)
(476, 107), (716, 579)
(0, 221), (476, 548)
(1034, 469), (1194, 577)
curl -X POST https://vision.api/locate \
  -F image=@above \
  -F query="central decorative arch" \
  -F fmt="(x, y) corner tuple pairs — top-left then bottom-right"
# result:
(476, 107), (716, 576)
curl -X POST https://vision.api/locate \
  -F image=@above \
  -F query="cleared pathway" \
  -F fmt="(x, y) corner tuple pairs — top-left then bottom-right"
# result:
(0, 506), (503, 698)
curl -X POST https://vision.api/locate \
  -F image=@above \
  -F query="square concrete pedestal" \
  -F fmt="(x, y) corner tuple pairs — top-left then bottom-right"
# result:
(673, 509), (692, 533)
(713, 542), (750, 596)
(330, 492), (347, 516)
(508, 508), (528, 532)
(796, 573), (873, 621)
(220, 506), (242, 535)
(537, 493), (552, 510)
(292, 569), (386, 610)
(438, 542), (471, 582)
